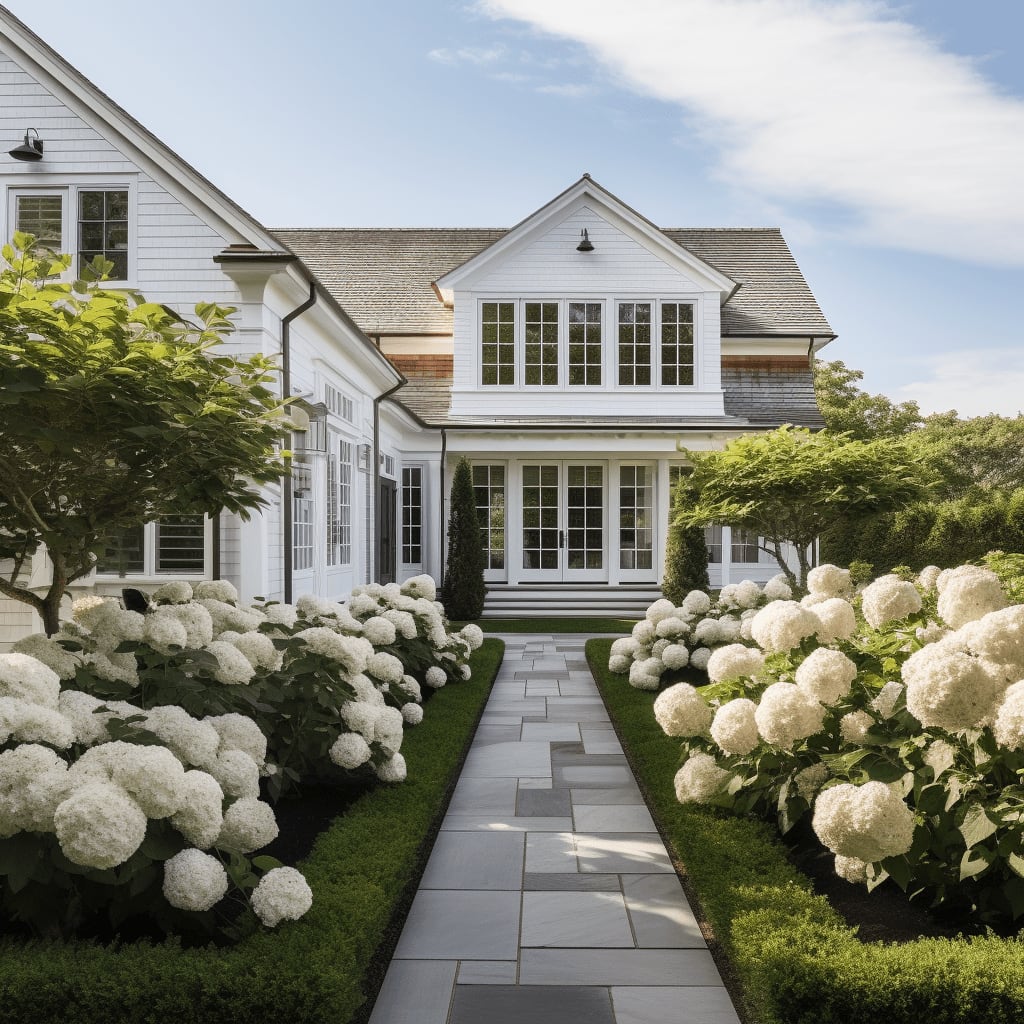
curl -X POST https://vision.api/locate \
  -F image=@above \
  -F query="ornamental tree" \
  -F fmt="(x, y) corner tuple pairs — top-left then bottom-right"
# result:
(443, 457), (486, 620)
(673, 426), (932, 590)
(0, 236), (289, 634)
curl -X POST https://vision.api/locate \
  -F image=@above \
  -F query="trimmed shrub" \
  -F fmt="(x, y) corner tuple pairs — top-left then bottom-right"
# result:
(443, 458), (486, 620)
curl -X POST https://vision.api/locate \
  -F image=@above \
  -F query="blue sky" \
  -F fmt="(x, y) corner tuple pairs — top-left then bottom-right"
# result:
(7, 0), (1023, 416)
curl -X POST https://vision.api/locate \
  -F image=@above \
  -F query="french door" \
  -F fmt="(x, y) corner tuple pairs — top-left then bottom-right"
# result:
(521, 462), (606, 581)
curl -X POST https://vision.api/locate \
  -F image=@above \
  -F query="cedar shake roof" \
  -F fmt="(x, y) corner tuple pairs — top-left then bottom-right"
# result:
(272, 227), (834, 339)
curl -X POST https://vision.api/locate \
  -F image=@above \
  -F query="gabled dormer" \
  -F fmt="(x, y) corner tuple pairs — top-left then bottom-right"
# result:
(433, 175), (737, 420)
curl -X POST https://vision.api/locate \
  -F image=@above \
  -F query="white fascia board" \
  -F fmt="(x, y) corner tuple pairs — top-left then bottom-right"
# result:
(433, 176), (737, 302)
(0, 15), (280, 250)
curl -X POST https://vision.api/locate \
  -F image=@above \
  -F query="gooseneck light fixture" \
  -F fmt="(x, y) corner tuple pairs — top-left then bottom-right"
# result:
(576, 228), (594, 252)
(9, 128), (44, 161)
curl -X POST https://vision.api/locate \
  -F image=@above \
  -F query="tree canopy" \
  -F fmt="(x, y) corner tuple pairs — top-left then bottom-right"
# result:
(673, 426), (932, 589)
(813, 359), (923, 440)
(0, 236), (289, 632)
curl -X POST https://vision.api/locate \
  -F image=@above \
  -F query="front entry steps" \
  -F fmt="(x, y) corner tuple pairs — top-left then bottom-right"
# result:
(483, 584), (659, 619)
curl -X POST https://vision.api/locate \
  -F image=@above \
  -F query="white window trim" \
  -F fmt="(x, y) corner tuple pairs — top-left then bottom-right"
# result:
(6, 178), (138, 286)
(400, 463), (426, 568)
(95, 517), (212, 581)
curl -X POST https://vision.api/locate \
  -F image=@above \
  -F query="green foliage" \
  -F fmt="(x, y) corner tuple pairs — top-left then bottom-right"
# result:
(0, 236), (289, 633)
(662, 475), (710, 604)
(0, 639), (503, 1024)
(443, 458), (486, 620)
(589, 637), (1024, 1024)
(982, 552), (1024, 604)
(814, 359), (923, 440)
(675, 426), (932, 589)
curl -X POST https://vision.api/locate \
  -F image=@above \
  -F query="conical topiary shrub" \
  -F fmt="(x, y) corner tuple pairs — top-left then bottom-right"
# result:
(443, 457), (486, 620)
(662, 476), (710, 604)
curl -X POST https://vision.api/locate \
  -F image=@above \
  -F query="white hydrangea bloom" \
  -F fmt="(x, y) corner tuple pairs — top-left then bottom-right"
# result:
(384, 609), (419, 640)
(0, 744), (70, 835)
(719, 580), (762, 610)
(902, 644), (1006, 731)
(71, 596), (116, 631)
(460, 623), (485, 651)
(170, 771), (224, 849)
(763, 574), (793, 601)
(0, 697), (75, 749)
(85, 651), (139, 686)
(347, 594), (381, 619)
(993, 682), (1024, 751)
(806, 564), (853, 599)
(674, 752), (731, 804)
(198, 599), (263, 635)
(350, 674), (386, 707)
(208, 750), (261, 799)
(204, 713), (268, 765)
(226, 631), (282, 672)
(376, 752), (407, 782)
(58, 690), (113, 746)
(71, 741), (188, 818)
(871, 682), (904, 719)
(955, 606), (1024, 674)
(632, 620), (656, 645)
(794, 763), (829, 800)
(840, 710), (875, 744)
(161, 603), (215, 648)
(144, 612), (189, 654)
(834, 854), (869, 884)
(794, 648), (858, 705)
(295, 594), (340, 620)
(425, 666), (448, 689)
(608, 654), (632, 674)
(401, 575), (437, 601)
(11, 634), (79, 680)
(458, 663), (472, 681)
(812, 781), (915, 862)
(401, 702), (424, 726)
(653, 683), (713, 737)
(330, 731), (373, 769)
(341, 701), (380, 741)
(692, 618), (723, 646)
(917, 565), (942, 591)
(682, 591), (712, 616)
(296, 628), (374, 675)
(710, 699), (759, 756)
(54, 781), (147, 868)
(628, 660), (662, 691)
(152, 580), (194, 604)
(810, 598), (858, 644)
(367, 651), (404, 685)
(706, 644), (765, 683)
(362, 616), (397, 646)
(206, 641), (256, 686)
(755, 682), (826, 748)
(162, 848), (229, 912)
(143, 705), (220, 769)
(216, 797), (278, 854)
(373, 706), (405, 752)
(750, 601), (819, 653)
(860, 575), (923, 629)
(645, 598), (677, 624)
(661, 644), (690, 671)
(194, 580), (239, 604)
(610, 637), (638, 659)
(262, 603), (299, 628)
(936, 565), (1007, 629)
(689, 647), (712, 672)
(716, 616), (743, 643)
(0, 653), (61, 709)
(653, 616), (686, 640)
(251, 866), (313, 927)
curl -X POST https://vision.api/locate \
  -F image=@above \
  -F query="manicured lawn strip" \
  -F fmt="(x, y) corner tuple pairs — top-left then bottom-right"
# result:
(0, 639), (504, 1024)
(476, 617), (638, 633)
(587, 637), (1024, 1024)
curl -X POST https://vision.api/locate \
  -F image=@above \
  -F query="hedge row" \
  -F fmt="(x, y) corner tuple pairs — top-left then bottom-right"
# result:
(0, 639), (504, 1024)
(587, 637), (1024, 1024)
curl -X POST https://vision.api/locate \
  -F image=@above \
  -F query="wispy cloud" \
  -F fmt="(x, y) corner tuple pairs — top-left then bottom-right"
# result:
(890, 349), (1024, 417)
(477, 0), (1024, 267)
(428, 45), (507, 65)
(536, 82), (594, 98)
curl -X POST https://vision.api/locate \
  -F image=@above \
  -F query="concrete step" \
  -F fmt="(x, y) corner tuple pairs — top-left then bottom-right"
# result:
(483, 584), (658, 619)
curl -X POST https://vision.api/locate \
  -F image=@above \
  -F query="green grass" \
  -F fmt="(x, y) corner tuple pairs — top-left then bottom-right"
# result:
(0, 639), (504, 1024)
(475, 617), (638, 633)
(587, 637), (1024, 1024)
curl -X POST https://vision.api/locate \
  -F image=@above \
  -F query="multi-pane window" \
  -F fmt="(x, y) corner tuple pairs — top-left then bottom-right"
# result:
(566, 465), (604, 570)
(292, 463), (314, 572)
(618, 303), (652, 386)
(15, 193), (62, 253)
(481, 302), (515, 385)
(78, 190), (129, 280)
(96, 516), (206, 575)
(661, 303), (695, 385)
(472, 464), (506, 570)
(705, 525), (723, 564)
(326, 444), (339, 566)
(619, 466), (653, 570)
(524, 302), (559, 385)
(402, 467), (423, 564)
(568, 302), (602, 385)
(338, 441), (352, 565)
(731, 528), (760, 563)
(522, 465), (559, 569)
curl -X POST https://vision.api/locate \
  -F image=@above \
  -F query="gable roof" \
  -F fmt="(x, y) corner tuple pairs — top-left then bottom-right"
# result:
(273, 226), (834, 338)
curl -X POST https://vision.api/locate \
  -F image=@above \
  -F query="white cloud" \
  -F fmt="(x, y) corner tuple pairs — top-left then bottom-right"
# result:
(536, 82), (594, 98)
(889, 349), (1024, 417)
(478, 0), (1024, 267)
(428, 45), (507, 65)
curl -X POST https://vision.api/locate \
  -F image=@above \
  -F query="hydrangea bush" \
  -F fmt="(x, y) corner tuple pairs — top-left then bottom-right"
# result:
(608, 574), (794, 688)
(630, 562), (1024, 927)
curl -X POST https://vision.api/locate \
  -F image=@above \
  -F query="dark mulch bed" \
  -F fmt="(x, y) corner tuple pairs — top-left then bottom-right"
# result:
(782, 818), (994, 943)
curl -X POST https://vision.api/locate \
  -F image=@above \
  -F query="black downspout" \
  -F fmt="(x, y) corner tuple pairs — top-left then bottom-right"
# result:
(211, 515), (221, 582)
(372, 379), (406, 581)
(439, 427), (448, 587)
(281, 281), (317, 603)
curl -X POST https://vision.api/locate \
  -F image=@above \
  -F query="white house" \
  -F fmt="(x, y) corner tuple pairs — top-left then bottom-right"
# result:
(0, 10), (834, 641)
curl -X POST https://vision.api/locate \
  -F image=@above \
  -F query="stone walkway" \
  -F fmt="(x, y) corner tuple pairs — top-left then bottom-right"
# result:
(369, 634), (741, 1024)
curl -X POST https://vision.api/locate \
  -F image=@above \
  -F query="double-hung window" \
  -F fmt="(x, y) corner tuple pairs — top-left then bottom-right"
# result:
(9, 185), (132, 282)
(96, 516), (208, 577)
